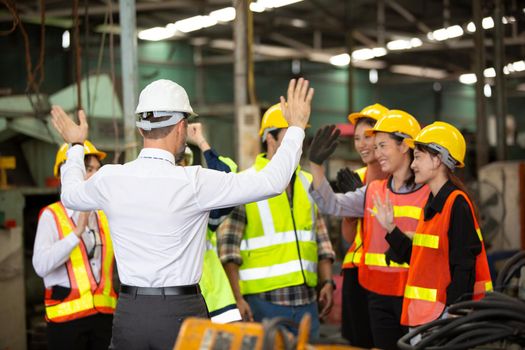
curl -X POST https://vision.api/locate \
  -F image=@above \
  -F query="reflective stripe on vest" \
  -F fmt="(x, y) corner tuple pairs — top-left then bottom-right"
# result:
(44, 202), (116, 322)
(342, 167), (366, 269)
(401, 190), (493, 327)
(240, 154), (318, 295)
(359, 179), (430, 297)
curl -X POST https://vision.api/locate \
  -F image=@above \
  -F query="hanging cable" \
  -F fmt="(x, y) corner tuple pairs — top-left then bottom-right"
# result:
(398, 292), (525, 350)
(107, 0), (121, 164)
(72, 0), (82, 110)
(83, 0), (91, 115)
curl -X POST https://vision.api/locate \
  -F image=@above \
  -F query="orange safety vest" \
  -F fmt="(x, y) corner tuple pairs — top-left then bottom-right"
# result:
(43, 202), (117, 323)
(359, 179), (430, 296)
(401, 190), (493, 326)
(342, 167), (367, 269)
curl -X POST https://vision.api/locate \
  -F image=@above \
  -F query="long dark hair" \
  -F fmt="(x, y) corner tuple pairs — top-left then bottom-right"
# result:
(389, 134), (416, 189)
(355, 117), (377, 129)
(415, 144), (480, 221)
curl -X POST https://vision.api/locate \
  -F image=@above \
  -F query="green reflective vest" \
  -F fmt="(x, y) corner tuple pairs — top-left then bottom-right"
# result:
(239, 153), (319, 295)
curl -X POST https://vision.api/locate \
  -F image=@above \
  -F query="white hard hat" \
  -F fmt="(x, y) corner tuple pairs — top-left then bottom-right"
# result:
(135, 79), (197, 116)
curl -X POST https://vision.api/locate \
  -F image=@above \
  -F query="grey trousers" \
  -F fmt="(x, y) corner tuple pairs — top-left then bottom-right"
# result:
(109, 292), (209, 350)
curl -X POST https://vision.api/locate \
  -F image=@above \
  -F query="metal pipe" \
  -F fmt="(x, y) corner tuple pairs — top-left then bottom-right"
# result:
(233, 0), (248, 165)
(119, 0), (139, 161)
(494, 0), (507, 161)
(473, 0), (488, 169)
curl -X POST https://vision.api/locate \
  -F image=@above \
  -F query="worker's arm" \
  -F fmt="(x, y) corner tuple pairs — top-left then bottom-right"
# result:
(341, 217), (358, 244)
(217, 206), (253, 321)
(315, 215), (335, 318)
(32, 210), (88, 277)
(193, 79), (313, 211)
(308, 175), (367, 218)
(223, 263), (253, 322)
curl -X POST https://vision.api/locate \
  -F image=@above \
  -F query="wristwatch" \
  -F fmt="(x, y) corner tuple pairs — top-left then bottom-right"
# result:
(321, 279), (336, 290)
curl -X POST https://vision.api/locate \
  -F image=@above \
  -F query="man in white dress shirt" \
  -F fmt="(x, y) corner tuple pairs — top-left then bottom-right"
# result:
(50, 78), (314, 349)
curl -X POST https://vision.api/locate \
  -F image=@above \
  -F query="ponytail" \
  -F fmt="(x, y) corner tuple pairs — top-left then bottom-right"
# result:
(447, 171), (481, 222)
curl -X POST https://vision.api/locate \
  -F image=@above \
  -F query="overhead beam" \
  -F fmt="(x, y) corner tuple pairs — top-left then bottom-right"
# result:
(385, 0), (432, 34)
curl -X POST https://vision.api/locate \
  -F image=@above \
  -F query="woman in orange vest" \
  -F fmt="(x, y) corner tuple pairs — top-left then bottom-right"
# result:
(371, 122), (492, 330)
(33, 141), (117, 350)
(338, 104), (388, 347)
(309, 110), (429, 350)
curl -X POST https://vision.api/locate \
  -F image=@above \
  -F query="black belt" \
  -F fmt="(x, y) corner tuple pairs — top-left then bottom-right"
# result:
(120, 284), (201, 296)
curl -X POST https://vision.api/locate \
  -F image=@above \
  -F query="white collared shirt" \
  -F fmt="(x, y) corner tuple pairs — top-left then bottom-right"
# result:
(60, 127), (305, 287)
(33, 208), (101, 288)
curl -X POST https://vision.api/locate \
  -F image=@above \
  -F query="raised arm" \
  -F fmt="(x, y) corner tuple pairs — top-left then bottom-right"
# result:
(194, 78), (314, 211)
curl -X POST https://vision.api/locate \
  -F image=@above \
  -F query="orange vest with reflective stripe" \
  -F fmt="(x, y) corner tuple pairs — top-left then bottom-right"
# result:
(44, 202), (117, 323)
(342, 167), (367, 269)
(401, 190), (493, 326)
(359, 179), (430, 296)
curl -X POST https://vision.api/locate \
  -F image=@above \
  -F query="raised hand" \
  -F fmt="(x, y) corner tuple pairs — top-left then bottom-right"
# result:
(368, 191), (395, 233)
(279, 78), (314, 130)
(50, 105), (88, 144)
(336, 167), (364, 193)
(309, 125), (340, 165)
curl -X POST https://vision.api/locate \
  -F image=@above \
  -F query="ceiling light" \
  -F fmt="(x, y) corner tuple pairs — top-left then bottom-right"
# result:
(290, 18), (307, 28)
(482, 17), (495, 29)
(352, 48), (375, 61)
(459, 73), (477, 84)
(369, 69), (378, 84)
(62, 30), (70, 49)
(209, 7), (236, 22)
(484, 84), (492, 98)
(446, 25), (464, 38)
(329, 53), (350, 66)
(502, 16), (516, 24)
(138, 26), (178, 41)
(512, 60), (525, 72)
(372, 47), (387, 57)
(174, 15), (217, 33)
(390, 65), (448, 79)
(387, 39), (411, 50)
(249, 2), (266, 12)
(410, 38), (423, 47)
(466, 22), (476, 32)
(503, 66), (510, 74)
(484, 67), (496, 78)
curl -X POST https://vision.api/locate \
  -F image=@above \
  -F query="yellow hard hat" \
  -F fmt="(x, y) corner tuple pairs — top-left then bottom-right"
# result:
(347, 103), (389, 125)
(364, 110), (421, 141)
(259, 103), (288, 141)
(406, 121), (466, 169)
(53, 140), (107, 178)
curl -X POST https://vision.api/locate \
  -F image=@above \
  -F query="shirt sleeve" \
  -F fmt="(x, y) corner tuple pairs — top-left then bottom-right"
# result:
(203, 149), (232, 173)
(446, 195), (481, 305)
(60, 145), (104, 211)
(309, 177), (366, 217)
(193, 127), (304, 211)
(205, 148), (236, 231)
(32, 209), (80, 278)
(385, 227), (413, 264)
(315, 214), (335, 262)
(217, 206), (246, 266)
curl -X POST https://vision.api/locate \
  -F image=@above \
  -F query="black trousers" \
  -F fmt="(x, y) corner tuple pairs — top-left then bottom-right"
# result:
(341, 268), (374, 348)
(367, 291), (408, 350)
(47, 313), (113, 350)
(109, 292), (209, 350)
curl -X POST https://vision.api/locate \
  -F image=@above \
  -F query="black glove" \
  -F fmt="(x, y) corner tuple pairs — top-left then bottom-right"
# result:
(336, 167), (364, 193)
(309, 125), (341, 165)
(385, 247), (405, 266)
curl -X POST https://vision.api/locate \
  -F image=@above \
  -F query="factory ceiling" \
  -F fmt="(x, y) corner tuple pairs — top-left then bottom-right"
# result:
(3, 0), (525, 87)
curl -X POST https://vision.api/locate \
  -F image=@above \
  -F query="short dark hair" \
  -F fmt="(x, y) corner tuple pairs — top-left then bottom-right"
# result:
(355, 117), (377, 129)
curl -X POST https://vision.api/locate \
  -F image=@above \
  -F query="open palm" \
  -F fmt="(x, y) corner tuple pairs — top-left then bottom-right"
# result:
(368, 191), (395, 233)
(50, 105), (88, 144)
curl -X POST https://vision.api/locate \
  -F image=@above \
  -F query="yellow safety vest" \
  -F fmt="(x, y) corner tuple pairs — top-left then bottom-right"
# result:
(239, 154), (319, 295)
(43, 202), (117, 323)
(200, 230), (242, 323)
(341, 166), (367, 268)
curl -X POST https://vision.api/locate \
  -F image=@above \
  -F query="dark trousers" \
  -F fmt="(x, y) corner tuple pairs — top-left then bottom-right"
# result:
(341, 268), (374, 348)
(109, 292), (209, 350)
(47, 313), (113, 350)
(367, 291), (408, 350)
